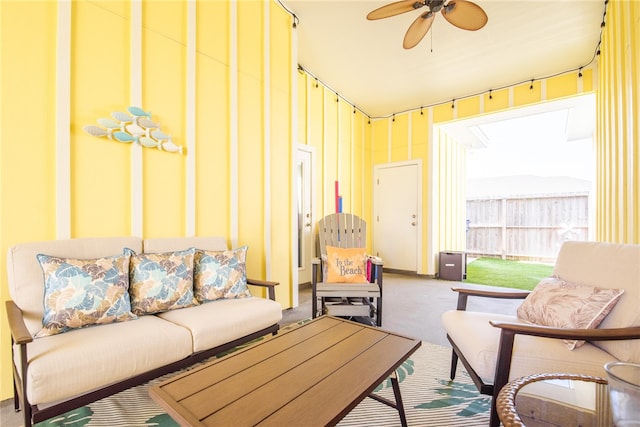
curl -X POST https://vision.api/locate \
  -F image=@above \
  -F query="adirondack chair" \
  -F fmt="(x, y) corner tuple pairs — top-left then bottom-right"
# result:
(311, 213), (383, 326)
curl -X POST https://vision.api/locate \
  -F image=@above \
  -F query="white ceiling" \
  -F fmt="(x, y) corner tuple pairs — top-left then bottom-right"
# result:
(280, 0), (605, 118)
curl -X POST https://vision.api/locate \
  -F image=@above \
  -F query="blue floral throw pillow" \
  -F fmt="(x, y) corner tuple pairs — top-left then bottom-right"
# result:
(194, 246), (252, 303)
(129, 247), (198, 315)
(36, 251), (137, 338)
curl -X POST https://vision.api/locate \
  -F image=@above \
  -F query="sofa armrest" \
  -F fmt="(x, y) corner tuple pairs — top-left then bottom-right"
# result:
(247, 278), (278, 301)
(451, 287), (530, 311)
(5, 300), (32, 345)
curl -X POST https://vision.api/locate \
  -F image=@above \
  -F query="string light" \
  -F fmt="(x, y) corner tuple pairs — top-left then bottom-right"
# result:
(288, 0), (607, 121)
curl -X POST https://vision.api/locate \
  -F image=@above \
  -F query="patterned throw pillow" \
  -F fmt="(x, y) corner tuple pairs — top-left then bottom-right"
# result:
(128, 247), (198, 315)
(193, 246), (252, 302)
(517, 277), (624, 350)
(36, 251), (137, 338)
(325, 246), (368, 283)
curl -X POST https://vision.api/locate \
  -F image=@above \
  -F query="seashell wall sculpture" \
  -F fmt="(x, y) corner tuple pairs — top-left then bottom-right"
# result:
(83, 106), (183, 154)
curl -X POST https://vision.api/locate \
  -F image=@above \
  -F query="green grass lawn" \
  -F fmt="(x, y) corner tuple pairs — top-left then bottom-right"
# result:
(464, 257), (554, 291)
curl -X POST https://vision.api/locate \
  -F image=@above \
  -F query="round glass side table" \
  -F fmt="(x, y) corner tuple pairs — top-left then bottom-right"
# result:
(497, 373), (613, 427)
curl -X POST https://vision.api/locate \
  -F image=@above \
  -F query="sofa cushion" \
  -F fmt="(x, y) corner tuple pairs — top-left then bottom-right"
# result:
(325, 246), (368, 283)
(157, 297), (282, 352)
(7, 237), (143, 336)
(17, 315), (192, 406)
(129, 248), (199, 315)
(442, 310), (616, 384)
(517, 277), (624, 350)
(194, 246), (252, 302)
(35, 251), (137, 338)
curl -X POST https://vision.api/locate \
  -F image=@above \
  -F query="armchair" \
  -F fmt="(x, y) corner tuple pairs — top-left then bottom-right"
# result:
(311, 213), (383, 326)
(442, 241), (640, 427)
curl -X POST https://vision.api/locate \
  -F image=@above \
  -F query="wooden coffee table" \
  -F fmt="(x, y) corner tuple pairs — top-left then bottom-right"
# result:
(150, 316), (421, 426)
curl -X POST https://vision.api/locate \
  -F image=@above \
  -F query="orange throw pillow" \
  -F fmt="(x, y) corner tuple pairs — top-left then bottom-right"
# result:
(325, 246), (368, 283)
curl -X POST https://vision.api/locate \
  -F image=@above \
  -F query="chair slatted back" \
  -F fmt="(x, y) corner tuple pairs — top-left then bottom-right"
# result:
(318, 213), (367, 256)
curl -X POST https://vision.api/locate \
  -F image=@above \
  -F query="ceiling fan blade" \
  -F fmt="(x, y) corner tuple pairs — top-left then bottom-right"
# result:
(403, 12), (435, 49)
(441, 0), (488, 30)
(367, 0), (423, 20)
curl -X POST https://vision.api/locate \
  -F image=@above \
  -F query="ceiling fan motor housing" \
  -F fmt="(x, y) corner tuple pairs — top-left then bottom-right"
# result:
(426, 0), (446, 12)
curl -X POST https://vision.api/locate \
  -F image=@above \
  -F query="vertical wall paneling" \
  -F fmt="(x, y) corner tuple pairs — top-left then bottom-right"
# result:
(229, 1), (239, 247)
(56, 1), (71, 239)
(407, 113), (412, 159)
(577, 69), (584, 93)
(350, 106), (355, 213)
(596, 1), (639, 243)
(131, 0), (143, 237)
(361, 115), (366, 215)
(263, 2), (272, 278)
(186, 1), (196, 236)
(337, 99), (341, 184)
(426, 106), (435, 272)
(290, 13), (299, 305)
(622, 4), (636, 242)
(628, 3), (638, 242)
(387, 117), (392, 162)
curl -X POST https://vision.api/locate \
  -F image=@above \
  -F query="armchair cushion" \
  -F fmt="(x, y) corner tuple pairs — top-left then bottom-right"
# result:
(325, 246), (368, 283)
(516, 277), (624, 350)
(35, 251), (137, 338)
(193, 246), (251, 302)
(442, 310), (616, 384)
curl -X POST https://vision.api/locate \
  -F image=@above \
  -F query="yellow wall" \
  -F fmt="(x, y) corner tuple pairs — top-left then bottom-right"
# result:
(596, 0), (639, 243)
(0, 0), (293, 401)
(297, 73), (372, 250)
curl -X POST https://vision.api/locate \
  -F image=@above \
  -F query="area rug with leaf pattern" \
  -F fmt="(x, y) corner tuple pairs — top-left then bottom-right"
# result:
(35, 323), (489, 427)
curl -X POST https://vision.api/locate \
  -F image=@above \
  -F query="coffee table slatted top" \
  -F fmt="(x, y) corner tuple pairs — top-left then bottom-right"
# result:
(150, 316), (421, 426)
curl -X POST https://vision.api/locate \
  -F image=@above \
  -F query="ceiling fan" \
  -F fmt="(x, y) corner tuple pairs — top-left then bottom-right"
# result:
(367, 0), (488, 49)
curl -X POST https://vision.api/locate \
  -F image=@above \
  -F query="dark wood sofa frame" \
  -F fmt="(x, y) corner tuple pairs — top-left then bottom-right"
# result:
(6, 279), (279, 427)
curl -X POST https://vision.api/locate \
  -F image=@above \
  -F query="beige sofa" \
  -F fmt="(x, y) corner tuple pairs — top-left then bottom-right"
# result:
(442, 240), (640, 427)
(5, 236), (283, 427)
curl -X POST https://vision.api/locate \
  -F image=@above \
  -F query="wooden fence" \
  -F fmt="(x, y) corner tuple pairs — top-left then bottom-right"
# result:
(466, 193), (590, 262)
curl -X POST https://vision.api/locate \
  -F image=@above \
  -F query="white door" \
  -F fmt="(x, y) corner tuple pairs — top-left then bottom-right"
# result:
(373, 162), (421, 271)
(296, 147), (314, 285)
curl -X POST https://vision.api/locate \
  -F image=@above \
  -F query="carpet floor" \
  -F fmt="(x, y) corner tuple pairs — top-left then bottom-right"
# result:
(33, 334), (489, 427)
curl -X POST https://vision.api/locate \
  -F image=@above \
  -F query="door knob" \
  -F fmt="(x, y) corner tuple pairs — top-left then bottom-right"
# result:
(305, 223), (312, 227)
(411, 222), (416, 226)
